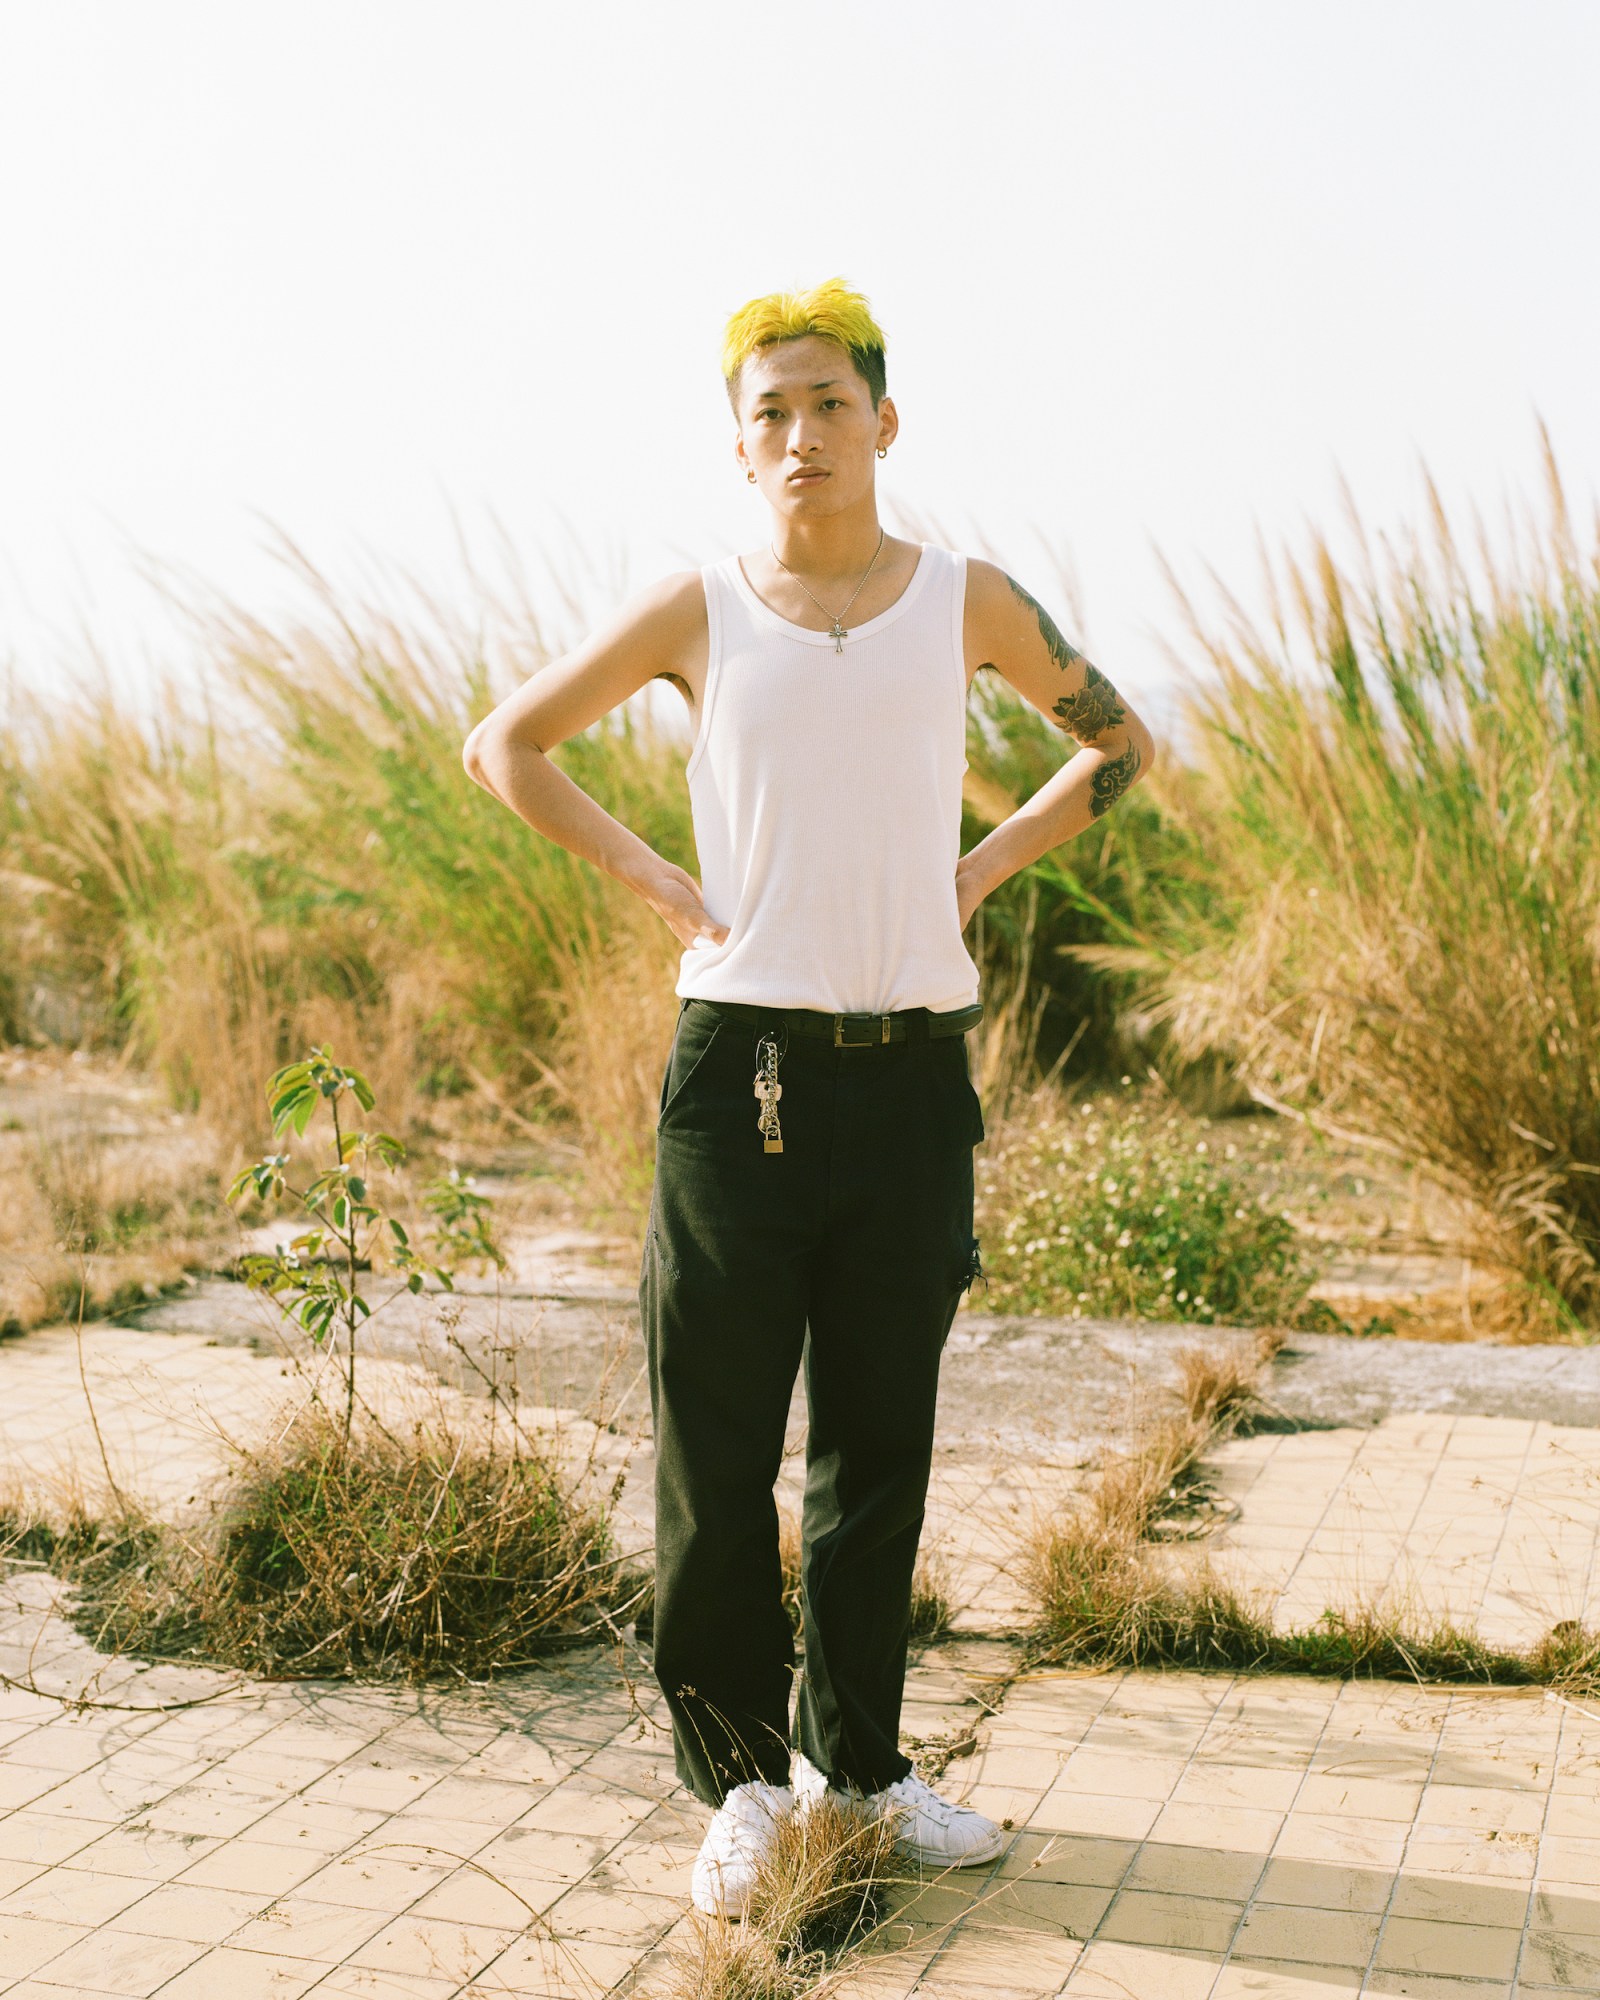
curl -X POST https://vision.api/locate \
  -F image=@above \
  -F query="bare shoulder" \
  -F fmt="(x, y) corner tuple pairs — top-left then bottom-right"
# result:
(561, 565), (709, 701)
(599, 566), (708, 653)
(961, 554), (1052, 672)
(961, 554), (1014, 607)
(464, 567), (709, 760)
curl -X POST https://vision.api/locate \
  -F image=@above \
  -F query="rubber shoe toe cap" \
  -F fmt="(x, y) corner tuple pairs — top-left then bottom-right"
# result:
(871, 1771), (1005, 1867)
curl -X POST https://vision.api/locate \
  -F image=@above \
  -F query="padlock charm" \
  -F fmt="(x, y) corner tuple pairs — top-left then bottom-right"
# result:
(753, 1033), (785, 1154)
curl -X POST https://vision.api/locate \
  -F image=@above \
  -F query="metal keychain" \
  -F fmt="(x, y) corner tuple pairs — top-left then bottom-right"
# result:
(753, 1026), (786, 1152)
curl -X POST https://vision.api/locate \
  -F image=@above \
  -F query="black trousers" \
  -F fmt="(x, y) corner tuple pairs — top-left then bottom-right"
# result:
(638, 995), (986, 1809)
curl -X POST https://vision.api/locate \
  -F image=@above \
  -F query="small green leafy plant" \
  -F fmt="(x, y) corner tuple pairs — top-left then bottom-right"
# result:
(226, 1046), (456, 1435)
(421, 1164), (508, 1274)
(28, 1044), (642, 1686)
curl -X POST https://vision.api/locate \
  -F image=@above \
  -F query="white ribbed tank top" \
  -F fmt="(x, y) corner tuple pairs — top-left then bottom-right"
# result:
(673, 540), (981, 1015)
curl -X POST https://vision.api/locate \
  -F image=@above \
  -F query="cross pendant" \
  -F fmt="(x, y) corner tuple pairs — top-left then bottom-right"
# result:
(829, 620), (846, 652)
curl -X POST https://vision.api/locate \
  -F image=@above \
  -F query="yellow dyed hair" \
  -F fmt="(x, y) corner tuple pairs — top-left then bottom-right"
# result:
(721, 276), (888, 408)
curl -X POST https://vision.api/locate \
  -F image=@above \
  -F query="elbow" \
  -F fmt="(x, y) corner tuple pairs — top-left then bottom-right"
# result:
(462, 720), (493, 787)
(463, 718), (552, 792)
(1136, 722), (1159, 779)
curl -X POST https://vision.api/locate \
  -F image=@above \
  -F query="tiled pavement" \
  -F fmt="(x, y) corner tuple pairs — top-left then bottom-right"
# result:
(1194, 1416), (1600, 1647)
(0, 1576), (702, 1998)
(814, 1667), (1600, 1998)
(2, 1323), (1599, 1996)
(0, 1574), (1028, 1998)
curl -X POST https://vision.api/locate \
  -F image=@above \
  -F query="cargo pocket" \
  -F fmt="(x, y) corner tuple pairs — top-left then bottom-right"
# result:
(657, 1011), (724, 1130)
(955, 1042), (985, 1146)
(935, 1036), (986, 1146)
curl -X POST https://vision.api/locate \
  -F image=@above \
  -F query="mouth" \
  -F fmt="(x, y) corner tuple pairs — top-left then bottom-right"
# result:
(787, 467), (829, 483)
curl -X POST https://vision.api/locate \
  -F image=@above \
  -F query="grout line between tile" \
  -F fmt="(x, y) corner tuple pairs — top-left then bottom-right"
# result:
(1064, 1670), (1245, 1970)
(1465, 1420), (1545, 1636)
(1350, 1688), (1456, 1999)
(1506, 1697), (1567, 1998)
(1200, 1672), (1348, 1998)
(1506, 1420), (1600, 1998)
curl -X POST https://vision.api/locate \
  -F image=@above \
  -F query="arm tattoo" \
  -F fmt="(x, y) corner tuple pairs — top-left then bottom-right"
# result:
(1052, 662), (1125, 741)
(996, 573), (1143, 814)
(1089, 741), (1141, 818)
(1005, 574), (1127, 743)
(1005, 574), (1083, 674)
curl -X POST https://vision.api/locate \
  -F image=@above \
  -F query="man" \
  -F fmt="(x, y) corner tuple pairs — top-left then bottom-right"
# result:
(463, 277), (1157, 1918)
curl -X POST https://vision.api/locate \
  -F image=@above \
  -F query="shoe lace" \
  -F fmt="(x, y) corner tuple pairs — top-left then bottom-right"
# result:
(880, 1771), (957, 1826)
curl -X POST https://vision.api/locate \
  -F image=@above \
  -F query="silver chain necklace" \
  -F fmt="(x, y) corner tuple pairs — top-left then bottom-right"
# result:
(769, 527), (886, 653)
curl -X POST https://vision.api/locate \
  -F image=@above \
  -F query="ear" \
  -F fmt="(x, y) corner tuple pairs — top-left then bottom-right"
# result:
(876, 395), (900, 453)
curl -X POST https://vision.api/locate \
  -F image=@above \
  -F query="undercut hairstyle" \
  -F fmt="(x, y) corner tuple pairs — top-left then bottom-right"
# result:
(721, 276), (888, 411)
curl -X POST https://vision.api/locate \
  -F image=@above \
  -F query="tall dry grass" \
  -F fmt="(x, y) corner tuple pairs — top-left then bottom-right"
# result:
(15, 452), (1595, 1307)
(1086, 425), (1600, 1321)
(1, 529), (1166, 1230)
(0, 540), (701, 1202)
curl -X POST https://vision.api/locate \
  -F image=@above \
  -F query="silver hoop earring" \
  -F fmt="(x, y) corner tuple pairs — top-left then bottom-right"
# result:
(747, 469), (757, 484)
(876, 447), (888, 459)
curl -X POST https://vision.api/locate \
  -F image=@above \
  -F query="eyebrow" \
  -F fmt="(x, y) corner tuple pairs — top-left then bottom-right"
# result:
(753, 380), (843, 401)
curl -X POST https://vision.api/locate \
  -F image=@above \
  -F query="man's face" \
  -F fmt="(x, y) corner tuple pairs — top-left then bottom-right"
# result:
(733, 334), (896, 517)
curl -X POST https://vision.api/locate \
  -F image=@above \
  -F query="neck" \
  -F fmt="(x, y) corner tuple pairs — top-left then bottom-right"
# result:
(769, 491), (885, 577)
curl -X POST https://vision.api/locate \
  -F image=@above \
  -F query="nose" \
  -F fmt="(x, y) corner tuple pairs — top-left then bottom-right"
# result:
(787, 417), (822, 457)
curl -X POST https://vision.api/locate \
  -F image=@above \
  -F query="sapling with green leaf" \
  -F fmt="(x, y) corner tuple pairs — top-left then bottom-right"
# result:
(226, 1045), (457, 1438)
(421, 1165), (509, 1275)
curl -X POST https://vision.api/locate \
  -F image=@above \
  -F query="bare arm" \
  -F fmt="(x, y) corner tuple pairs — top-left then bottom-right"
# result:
(461, 570), (729, 951)
(957, 558), (1158, 924)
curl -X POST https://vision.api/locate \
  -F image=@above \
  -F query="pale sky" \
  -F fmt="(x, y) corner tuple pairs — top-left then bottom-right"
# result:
(2, 0), (1596, 750)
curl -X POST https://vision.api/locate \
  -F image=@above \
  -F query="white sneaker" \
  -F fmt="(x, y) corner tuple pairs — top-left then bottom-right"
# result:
(791, 1748), (1005, 1867)
(691, 1778), (795, 1918)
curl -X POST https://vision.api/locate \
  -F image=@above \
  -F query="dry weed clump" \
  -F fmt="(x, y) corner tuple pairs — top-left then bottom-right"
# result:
(1020, 1331), (1600, 1698)
(645, 1779), (1031, 2000)
(0, 1069), (239, 1336)
(739, 1788), (900, 1969)
(49, 1392), (647, 1684)
(905, 1550), (956, 1644)
(644, 1765), (1112, 1999)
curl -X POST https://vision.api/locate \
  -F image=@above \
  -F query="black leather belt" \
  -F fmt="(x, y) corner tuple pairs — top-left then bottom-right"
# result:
(682, 997), (983, 1046)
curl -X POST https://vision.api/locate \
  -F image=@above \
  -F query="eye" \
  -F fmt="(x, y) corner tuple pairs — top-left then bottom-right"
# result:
(821, 398), (844, 410)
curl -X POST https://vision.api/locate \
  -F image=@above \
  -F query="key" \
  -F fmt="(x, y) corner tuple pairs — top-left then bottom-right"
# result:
(754, 1035), (784, 1153)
